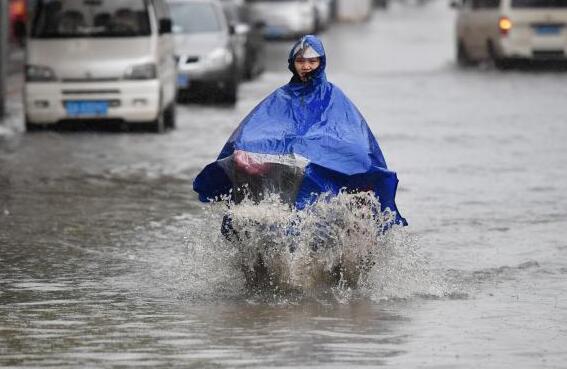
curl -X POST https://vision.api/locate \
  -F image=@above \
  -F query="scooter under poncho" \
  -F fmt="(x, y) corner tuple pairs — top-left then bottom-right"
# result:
(193, 35), (407, 226)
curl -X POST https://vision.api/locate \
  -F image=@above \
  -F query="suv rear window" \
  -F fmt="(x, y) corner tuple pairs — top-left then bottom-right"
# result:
(169, 2), (222, 34)
(31, 0), (151, 38)
(511, 0), (567, 8)
(472, 0), (500, 9)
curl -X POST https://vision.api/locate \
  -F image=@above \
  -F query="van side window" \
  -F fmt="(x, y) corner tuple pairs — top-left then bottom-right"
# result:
(152, 0), (169, 20)
(151, 0), (173, 33)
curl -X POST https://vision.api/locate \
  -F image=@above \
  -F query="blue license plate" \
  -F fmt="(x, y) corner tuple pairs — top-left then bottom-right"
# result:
(66, 101), (108, 117)
(177, 74), (190, 88)
(535, 25), (561, 35)
(264, 26), (285, 38)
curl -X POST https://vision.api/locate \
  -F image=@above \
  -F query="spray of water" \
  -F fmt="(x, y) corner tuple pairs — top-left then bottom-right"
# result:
(184, 191), (450, 301)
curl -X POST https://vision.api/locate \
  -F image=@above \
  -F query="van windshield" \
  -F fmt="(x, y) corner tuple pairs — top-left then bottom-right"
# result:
(31, 0), (151, 38)
(169, 2), (222, 34)
(511, 0), (567, 7)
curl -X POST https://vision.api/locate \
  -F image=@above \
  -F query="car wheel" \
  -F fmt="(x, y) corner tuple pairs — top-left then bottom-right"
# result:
(247, 50), (265, 80)
(222, 80), (238, 104)
(487, 41), (511, 70)
(164, 103), (176, 130)
(457, 40), (475, 67)
(314, 13), (321, 34)
(176, 91), (187, 104)
(243, 56), (254, 81)
(150, 108), (166, 133)
(244, 67), (253, 81)
(25, 119), (44, 132)
(494, 58), (512, 70)
(247, 62), (263, 81)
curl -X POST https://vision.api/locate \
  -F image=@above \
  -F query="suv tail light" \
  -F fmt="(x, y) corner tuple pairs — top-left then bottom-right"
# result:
(499, 16), (512, 36)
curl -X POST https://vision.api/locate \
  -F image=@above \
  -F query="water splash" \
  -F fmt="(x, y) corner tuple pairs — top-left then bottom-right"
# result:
(185, 191), (450, 301)
(181, 211), (247, 300)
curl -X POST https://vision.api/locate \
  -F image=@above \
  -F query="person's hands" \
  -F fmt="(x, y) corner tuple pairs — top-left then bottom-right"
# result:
(233, 150), (272, 175)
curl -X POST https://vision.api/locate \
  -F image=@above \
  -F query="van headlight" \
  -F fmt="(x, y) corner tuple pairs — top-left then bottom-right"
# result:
(205, 48), (233, 69)
(124, 63), (157, 80)
(26, 65), (57, 82)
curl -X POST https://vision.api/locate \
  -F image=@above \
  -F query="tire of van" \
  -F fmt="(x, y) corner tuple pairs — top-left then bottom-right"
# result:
(164, 103), (176, 130)
(494, 58), (512, 70)
(25, 119), (44, 132)
(457, 40), (475, 67)
(487, 41), (511, 70)
(150, 108), (166, 133)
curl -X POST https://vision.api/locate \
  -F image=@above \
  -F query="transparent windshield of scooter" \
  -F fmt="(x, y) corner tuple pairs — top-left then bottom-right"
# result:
(217, 150), (309, 205)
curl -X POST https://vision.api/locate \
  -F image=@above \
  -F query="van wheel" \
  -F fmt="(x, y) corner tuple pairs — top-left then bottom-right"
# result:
(457, 40), (475, 67)
(150, 108), (166, 133)
(25, 119), (44, 132)
(494, 58), (512, 70)
(487, 41), (511, 70)
(164, 103), (176, 129)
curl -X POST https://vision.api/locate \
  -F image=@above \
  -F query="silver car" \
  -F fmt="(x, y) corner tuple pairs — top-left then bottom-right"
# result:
(168, 0), (240, 103)
(247, 0), (318, 39)
(314, 0), (333, 31)
(220, 0), (267, 80)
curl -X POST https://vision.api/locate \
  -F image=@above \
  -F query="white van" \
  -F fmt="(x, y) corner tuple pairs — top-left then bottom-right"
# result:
(452, 0), (567, 67)
(25, 0), (176, 132)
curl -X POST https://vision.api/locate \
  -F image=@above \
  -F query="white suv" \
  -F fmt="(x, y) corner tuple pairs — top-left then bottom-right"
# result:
(247, 0), (318, 38)
(452, 0), (567, 67)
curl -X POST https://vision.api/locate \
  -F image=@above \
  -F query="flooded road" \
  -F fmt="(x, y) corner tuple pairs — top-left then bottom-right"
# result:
(1, 1), (567, 367)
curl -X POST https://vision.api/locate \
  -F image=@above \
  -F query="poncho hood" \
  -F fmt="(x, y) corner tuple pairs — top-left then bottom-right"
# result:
(287, 35), (327, 90)
(194, 35), (406, 225)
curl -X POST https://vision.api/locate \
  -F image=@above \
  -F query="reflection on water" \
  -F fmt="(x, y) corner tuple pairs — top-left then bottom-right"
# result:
(1, 280), (411, 368)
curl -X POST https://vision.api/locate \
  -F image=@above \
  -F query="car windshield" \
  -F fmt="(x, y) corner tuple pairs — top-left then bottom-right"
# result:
(511, 0), (567, 7)
(31, 0), (151, 38)
(169, 2), (222, 34)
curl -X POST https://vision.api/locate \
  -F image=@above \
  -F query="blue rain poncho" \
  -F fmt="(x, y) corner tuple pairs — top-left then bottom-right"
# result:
(194, 35), (407, 226)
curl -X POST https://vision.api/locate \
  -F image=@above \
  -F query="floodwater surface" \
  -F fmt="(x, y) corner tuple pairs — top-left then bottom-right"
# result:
(1, 1), (567, 368)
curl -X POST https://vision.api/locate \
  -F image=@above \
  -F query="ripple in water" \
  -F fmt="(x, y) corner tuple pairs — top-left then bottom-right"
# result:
(184, 192), (451, 302)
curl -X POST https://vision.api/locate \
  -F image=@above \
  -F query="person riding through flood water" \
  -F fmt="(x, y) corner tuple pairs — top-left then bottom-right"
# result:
(194, 35), (407, 287)
(194, 35), (406, 225)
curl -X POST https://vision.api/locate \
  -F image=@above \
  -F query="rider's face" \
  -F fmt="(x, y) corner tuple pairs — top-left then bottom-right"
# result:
(294, 56), (321, 80)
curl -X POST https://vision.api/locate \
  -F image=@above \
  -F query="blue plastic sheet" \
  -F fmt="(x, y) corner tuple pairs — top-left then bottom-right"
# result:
(194, 35), (407, 226)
